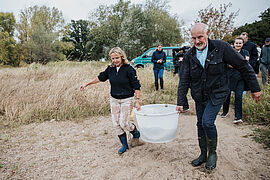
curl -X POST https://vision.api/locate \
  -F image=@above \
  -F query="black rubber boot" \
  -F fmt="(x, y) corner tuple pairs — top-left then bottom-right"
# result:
(160, 78), (164, 90)
(191, 136), (207, 166)
(205, 138), (218, 170)
(130, 123), (140, 139)
(118, 132), (129, 154)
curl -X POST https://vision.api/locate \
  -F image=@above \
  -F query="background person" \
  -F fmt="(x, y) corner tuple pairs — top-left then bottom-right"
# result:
(259, 37), (270, 86)
(151, 44), (166, 92)
(240, 32), (259, 74)
(177, 23), (262, 170)
(173, 47), (189, 111)
(221, 37), (250, 124)
(80, 47), (141, 154)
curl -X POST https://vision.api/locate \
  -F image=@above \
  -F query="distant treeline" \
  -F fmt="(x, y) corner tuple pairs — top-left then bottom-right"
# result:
(0, 0), (269, 66)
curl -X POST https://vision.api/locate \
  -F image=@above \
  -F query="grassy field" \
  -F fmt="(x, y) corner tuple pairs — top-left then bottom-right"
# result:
(0, 61), (269, 147)
(0, 61), (180, 127)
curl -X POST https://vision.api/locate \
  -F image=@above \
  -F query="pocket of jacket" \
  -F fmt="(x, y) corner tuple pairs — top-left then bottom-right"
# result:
(208, 58), (224, 75)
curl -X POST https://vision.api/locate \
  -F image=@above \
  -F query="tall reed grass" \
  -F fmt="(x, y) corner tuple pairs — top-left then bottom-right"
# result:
(0, 61), (182, 127)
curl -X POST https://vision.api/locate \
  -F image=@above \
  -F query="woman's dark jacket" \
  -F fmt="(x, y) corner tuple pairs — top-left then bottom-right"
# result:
(98, 64), (141, 99)
(227, 49), (250, 91)
(151, 49), (166, 70)
(177, 39), (261, 106)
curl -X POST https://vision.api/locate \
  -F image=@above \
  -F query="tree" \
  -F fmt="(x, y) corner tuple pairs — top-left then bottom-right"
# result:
(26, 25), (57, 64)
(195, 3), (239, 42)
(0, 12), (19, 66)
(86, 0), (183, 60)
(16, 5), (65, 63)
(233, 8), (270, 46)
(63, 20), (90, 61)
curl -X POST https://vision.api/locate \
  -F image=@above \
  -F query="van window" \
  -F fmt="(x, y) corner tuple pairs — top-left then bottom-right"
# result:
(144, 49), (155, 57)
(164, 49), (173, 57)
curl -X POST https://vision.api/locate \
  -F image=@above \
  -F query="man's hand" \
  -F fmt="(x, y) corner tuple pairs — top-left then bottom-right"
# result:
(251, 91), (262, 103)
(176, 106), (183, 114)
(135, 101), (141, 110)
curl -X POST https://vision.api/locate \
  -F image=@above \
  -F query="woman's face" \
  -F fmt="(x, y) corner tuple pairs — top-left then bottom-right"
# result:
(110, 53), (122, 67)
(157, 45), (162, 51)
(234, 39), (244, 51)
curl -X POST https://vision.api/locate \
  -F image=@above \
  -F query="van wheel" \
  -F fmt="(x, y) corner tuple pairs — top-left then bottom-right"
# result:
(136, 64), (144, 68)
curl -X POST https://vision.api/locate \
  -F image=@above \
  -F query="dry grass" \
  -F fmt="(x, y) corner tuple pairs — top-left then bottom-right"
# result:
(0, 61), (112, 127)
(0, 61), (182, 127)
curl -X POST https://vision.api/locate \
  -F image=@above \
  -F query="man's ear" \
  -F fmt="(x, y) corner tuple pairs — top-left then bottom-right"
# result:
(206, 30), (209, 36)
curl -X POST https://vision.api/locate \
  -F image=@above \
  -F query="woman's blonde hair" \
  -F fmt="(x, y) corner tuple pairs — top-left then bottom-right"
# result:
(109, 47), (129, 67)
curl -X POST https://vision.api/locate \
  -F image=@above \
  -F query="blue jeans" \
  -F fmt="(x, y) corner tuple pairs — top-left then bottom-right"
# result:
(153, 69), (164, 90)
(222, 80), (245, 119)
(195, 100), (222, 139)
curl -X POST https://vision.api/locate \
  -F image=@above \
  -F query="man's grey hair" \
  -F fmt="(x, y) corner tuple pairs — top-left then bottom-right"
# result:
(192, 23), (209, 34)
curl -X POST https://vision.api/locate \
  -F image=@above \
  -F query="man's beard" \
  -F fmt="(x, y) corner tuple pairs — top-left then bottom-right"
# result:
(195, 42), (206, 50)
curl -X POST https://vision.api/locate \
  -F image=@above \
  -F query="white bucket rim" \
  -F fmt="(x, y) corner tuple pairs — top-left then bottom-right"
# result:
(134, 104), (178, 117)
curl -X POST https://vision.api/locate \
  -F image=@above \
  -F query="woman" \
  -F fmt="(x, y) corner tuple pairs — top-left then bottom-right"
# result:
(80, 47), (141, 154)
(221, 37), (250, 124)
(151, 44), (166, 92)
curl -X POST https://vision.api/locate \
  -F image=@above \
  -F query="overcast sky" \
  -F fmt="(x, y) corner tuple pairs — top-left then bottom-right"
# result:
(0, 0), (269, 27)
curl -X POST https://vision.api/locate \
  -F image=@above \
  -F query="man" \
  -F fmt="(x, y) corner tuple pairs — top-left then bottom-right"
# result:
(176, 23), (262, 170)
(260, 37), (270, 86)
(240, 32), (259, 74)
(173, 47), (190, 111)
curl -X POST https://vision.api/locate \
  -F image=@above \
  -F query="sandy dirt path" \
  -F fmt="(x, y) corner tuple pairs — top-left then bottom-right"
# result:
(1, 112), (270, 179)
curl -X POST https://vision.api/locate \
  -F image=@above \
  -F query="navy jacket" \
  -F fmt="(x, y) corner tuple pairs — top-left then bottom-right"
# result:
(98, 64), (141, 99)
(151, 49), (166, 69)
(242, 40), (258, 67)
(177, 39), (260, 106)
(227, 49), (250, 91)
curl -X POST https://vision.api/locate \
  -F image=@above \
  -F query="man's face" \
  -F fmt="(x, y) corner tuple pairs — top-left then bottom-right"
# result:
(240, 34), (248, 43)
(266, 41), (270, 45)
(191, 26), (209, 51)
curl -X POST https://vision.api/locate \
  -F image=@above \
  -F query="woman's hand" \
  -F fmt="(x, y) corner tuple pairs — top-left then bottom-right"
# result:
(80, 85), (85, 91)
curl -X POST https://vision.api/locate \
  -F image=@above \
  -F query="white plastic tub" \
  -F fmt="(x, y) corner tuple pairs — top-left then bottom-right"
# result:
(134, 104), (179, 143)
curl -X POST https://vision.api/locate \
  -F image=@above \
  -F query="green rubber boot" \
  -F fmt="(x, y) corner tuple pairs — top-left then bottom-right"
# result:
(191, 136), (207, 166)
(205, 138), (218, 170)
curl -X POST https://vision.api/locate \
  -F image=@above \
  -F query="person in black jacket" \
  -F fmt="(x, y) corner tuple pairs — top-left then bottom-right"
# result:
(240, 32), (259, 74)
(173, 47), (190, 111)
(80, 47), (142, 154)
(151, 44), (166, 92)
(221, 37), (250, 124)
(260, 37), (270, 86)
(176, 23), (262, 170)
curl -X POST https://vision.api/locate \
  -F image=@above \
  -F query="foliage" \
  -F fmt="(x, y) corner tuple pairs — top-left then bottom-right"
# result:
(233, 8), (270, 47)
(26, 25), (57, 64)
(16, 5), (65, 64)
(0, 12), (16, 37)
(86, 0), (183, 61)
(242, 85), (270, 148)
(243, 86), (270, 125)
(0, 12), (19, 66)
(195, 3), (239, 42)
(53, 40), (75, 61)
(252, 128), (270, 148)
(63, 20), (90, 61)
